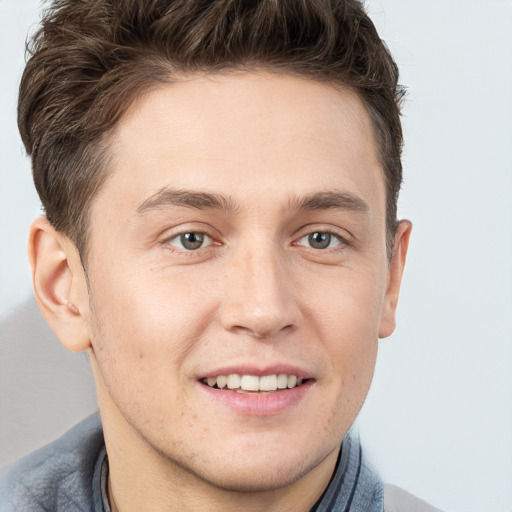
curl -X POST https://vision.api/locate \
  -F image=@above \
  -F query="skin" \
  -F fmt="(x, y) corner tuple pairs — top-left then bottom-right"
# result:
(29, 72), (411, 512)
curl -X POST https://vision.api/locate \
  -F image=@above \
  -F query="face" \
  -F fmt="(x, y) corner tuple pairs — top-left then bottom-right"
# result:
(81, 72), (402, 492)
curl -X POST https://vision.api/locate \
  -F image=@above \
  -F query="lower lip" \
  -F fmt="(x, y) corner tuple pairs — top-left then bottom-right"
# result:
(198, 381), (313, 416)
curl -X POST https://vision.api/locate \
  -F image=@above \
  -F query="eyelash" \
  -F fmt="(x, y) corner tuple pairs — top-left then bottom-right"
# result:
(163, 231), (216, 252)
(294, 230), (347, 251)
(162, 228), (350, 253)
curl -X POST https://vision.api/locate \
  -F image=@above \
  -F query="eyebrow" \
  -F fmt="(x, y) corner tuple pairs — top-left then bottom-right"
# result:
(135, 187), (368, 217)
(136, 188), (239, 214)
(289, 191), (369, 214)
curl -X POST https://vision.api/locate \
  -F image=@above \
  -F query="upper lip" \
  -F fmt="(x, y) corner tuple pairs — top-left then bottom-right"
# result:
(199, 364), (313, 380)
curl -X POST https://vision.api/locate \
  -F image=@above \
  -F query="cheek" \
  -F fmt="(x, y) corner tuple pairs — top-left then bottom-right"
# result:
(308, 267), (384, 394)
(306, 285), (380, 453)
(311, 265), (385, 341)
(86, 264), (219, 392)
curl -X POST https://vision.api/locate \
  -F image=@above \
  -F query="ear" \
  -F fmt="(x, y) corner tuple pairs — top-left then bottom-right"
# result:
(378, 220), (412, 339)
(28, 217), (91, 352)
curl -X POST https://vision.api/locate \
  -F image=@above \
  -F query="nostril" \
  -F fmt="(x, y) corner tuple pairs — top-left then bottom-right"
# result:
(232, 323), (295, 339)
(219, 287), (302, 339)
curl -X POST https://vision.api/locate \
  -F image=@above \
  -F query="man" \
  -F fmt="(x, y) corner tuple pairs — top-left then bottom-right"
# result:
(0, 0), (442, 510)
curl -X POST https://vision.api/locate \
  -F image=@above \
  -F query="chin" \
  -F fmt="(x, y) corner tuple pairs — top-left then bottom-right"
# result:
(191, 458), (316, 493)
(163, 437), (337, 494)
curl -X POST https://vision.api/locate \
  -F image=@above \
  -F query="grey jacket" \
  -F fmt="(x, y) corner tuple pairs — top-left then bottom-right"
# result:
(384, 484), (444, 512)
(0, 414), (444, 511)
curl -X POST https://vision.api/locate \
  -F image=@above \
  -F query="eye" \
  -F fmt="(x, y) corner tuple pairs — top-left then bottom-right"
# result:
(298, 231), (343, 250)
(168, 232), (212, 250)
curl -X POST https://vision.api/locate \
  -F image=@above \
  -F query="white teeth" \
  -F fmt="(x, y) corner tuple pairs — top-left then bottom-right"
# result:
(287, 375), (297, 388)
(216, 375), (227, 389)
(259, 375), (278, 392)
(277, 374), (288, 389)
(240, 375), (260, 391)
(204, 373), (305, 392)
(227, 374), (241, 389)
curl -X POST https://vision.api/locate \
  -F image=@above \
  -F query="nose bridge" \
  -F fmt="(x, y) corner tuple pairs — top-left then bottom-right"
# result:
(220, 237), (299, 338)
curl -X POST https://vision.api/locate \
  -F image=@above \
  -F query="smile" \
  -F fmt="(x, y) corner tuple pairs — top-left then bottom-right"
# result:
(201, 374), (305, 393)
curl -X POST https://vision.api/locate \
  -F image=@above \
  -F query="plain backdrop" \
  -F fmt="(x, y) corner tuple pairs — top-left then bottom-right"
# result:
(1, 1), (511, 511)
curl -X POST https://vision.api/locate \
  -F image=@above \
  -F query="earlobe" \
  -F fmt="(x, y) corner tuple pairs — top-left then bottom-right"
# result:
(28, 217), (91, 352)
(378, 220), (412, 339)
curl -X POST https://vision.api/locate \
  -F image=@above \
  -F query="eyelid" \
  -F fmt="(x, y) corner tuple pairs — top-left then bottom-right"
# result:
(167, 232), (213, 250)
(292, 226), (353, 250)
(297, 232), (342, 249)
(159, 224), (221, 252)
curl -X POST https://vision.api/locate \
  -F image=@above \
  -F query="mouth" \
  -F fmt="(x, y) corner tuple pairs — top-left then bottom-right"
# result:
(200, 373), (308, 393)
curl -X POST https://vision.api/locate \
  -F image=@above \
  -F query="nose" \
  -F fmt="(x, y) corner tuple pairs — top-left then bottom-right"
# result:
(219, 243), (302, 339)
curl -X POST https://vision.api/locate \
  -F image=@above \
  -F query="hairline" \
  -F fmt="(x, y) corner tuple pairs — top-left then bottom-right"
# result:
(75, 66), (398, 265)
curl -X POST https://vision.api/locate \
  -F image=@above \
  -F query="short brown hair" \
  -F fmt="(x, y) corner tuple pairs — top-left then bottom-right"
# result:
(19, 0), (405, 259)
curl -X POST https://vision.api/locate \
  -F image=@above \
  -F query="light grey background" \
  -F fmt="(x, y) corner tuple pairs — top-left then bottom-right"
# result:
(1, 1), (511, 511)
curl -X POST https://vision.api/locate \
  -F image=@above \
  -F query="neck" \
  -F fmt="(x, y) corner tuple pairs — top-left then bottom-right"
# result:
(101, 407), (338, 512)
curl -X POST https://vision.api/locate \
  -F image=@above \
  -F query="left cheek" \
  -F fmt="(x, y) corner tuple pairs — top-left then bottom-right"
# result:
(315, 280), (381, 379)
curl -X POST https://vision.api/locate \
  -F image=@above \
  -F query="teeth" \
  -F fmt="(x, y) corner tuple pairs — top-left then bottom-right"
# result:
(277, 374), (288, 389)
(240, 375), (259, 391)
(203, 373), (305, 392)
(287, 375), (297, 388)
(259, 375), (277, 391)
(227, 374), (241, 389)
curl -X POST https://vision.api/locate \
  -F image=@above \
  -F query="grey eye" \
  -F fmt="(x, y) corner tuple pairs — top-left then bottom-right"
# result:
(308, 232), (332, 249)
(180, 232), (204, 250)
(169, 232), (211, 250)
(298, 232), (341, 250)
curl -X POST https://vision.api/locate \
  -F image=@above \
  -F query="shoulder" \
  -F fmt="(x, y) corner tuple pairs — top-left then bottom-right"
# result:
(0, 413), (104, 512)
(384, 484), (445, 512)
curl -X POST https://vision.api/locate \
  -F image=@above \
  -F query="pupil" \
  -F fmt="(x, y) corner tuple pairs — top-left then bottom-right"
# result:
(181, 232), (204, 250)
(309, 232), (330, 249)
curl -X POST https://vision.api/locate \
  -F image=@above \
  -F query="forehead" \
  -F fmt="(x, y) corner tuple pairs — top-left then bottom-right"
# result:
(94, 71), (384, 220)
